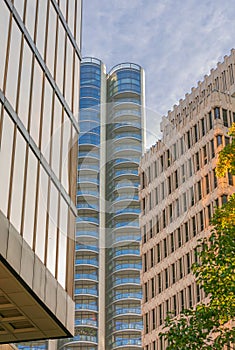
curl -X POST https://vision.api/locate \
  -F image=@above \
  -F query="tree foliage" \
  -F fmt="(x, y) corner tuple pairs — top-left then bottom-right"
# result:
(161, 124), (235, 349)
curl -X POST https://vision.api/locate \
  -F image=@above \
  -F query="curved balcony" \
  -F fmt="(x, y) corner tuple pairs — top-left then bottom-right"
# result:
(75, 319), (98, 327)
(112, 292), (142, 302)
(113, 323), (143, 332)
(74, 288), (98, 297)
(75, 273), (98, 282)
(113, 236), (140, 247)
(76, 230), (99, 238)
(67, 334), (98, 345)
(75, 259), (98, 267)
(114, 169), (138, 179)
(112, 249), (140, 258)
(112, 338), (141, 349)
(113, 144), (141, 155)
(112, 263), (141, 273)
(112, 194), (139, 203)
(113, 133), (141, 142)
(77, 189), (99, 197)
(78, 177), (99, 185)
(110, 108), (141, 120)
(111, 122), (141, 133)
(76, 244), (99, 252)
(114, 220), (139, 229)
(78, 163), (99, 172)
(76, 303), (98, 312)
(78, 150), (99, 159)
(113, 277), (140, 287)
(77, 216), (99, 224)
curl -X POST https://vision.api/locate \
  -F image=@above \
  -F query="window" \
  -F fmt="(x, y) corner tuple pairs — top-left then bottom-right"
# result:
(195, 152), (200, 171)
(184, 222), (189, 242)
(155, 187), (158, 205)
(216, 134), (223, 147)
(175, 170), (178, 189)
(222, 109), (228, 127)
(214, 107), (220, 119)
(143, 225), (147, 243)
(203, 145), (207, 165)
(173, 295), (177, 316)
(180, 290), (184, 311)
(188, 158), (193, 177)
(201, 118), (206, 136)
(156, 243), (160, 263)
(192, 216), (197, 236)
(163, 238), (167, 258)
(210, 139), (215, 158)
(186, 253), (191, 274)
(143, 254), (147, 272)
(165, 269), (169, 289)
(199, 210), (204, 231)
(168, 176), (172, 194)
(172, 263), (176, 283)
(197, 181), (202, 200)
(188, 285), (193, 308)
(190, 186), (195, 206)
(208, 111), (213, 129)
(205, 174), (210, 194)
(181, 164), (186, 183)
(179, 258), (183, 279)
(150, 248), (154, 267)
(177, 228), (182, 247)
(149, 220), (153, 238)
(170, 232), (174, 253)
(194, 124), (198, 142)
(152, 308), (156, 329)
(158, 273), (162, 293)
(151, 277), (155, 298)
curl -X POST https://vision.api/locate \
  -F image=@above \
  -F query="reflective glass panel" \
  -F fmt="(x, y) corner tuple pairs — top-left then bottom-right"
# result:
(47, 181), (59, 276)
(35, 166), (48, 262)
(30, 59), (43, 146)
(10, 130), (26, 232)
(51, 95), (62, 178)
(18, 39), (32, 129)
(56, 21), (65, 92)
(25, 0), (37, 39)
(23, 149), (38, 248)
(36, 0), (47, 58)
(65, 39), (73, 109)
(14, 0), (24, 18)
(0, 1), (9, 90)
(46, 4), (56, 76)
(5, 19), (21, 109)
(57, 197), (68, 287)
(0, 112), (14, 216)
(41, 78), (52, 162)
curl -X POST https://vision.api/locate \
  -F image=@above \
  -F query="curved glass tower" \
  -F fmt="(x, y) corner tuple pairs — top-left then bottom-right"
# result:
(106, 64), (145, 349)
(61, 58), (145, 350)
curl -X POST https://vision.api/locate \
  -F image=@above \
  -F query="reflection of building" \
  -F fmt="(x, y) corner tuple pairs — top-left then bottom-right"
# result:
(60, 58), (145, 350)
(140, 50), (235, 350)
(0, 0), (81, 344)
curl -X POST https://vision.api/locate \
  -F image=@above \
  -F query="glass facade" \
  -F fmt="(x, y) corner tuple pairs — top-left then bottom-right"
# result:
(60, 59), (145, 350)
(0, 0), (81, 344)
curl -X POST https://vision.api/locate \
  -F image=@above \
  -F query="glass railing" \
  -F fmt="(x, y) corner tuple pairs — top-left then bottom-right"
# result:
(77, 203), (99, 210)
(113, 249), (140, 257)
(114, 308), (141, 316)
(113, 277), (140, 286)
(76, 230), (99, 238)
(76, 303), (98, 311)
(112, 121), (141, 130)
(114, 235), (140, 243)
(114, 221), (139, 229)
(115, 208), (140, 215)
(71, 335), (97, 343)
(77, 216), (99, 224)
(78, 177), (99, 184)
(113, 195), (139, 202)
(115, 169), (138, 177)
(75, 319), (98, 327)
(111, 109), (141, 118)
(113, 263), (141, 271)
(113, 338), (141, 347)
(78, 164), (99, 171)
(115, 182), (139, 189)
(113, 157), (140, 165)
(114, 133), (141, 141)
(76, 244), (99, 252)
(79, 151), (99, 159)
(75, 273), (98, 281)
(77, 190), (99, 197)
(74, 288), (98, 296)
(113, 292), (142, 300)
(114, 323), (143, 331)
(75, 259), (98, 266)
(114, 145), (141, 153)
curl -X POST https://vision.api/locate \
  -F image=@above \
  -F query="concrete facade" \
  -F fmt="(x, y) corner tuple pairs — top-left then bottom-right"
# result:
(0, 0), (82, 344)
(139, 50), (235, 350)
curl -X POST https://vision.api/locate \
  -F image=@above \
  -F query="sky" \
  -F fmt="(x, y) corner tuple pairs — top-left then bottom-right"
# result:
(82, 0), (235, 148)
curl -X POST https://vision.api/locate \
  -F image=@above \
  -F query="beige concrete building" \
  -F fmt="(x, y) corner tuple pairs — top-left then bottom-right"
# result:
(139, 50), (235, 350)
(0, 0), (82, 344)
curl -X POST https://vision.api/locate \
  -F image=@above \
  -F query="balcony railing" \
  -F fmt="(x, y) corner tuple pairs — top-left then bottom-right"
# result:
(114, 308), (141, 316)
(76, 303), (98, 311)
(74, 288), (98, 296)
(75, 273), (98, 281)
(113, 277), (140, 286)
(75, 259), (98, 267)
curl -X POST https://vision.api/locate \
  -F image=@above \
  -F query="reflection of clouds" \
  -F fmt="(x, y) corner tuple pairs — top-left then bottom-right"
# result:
(83, 0), (235, 119)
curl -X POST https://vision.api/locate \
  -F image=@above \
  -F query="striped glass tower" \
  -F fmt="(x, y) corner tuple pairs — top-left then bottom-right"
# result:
(62, 58), (145, 350)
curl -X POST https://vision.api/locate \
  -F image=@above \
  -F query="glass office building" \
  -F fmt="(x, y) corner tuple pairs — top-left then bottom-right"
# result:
(60, 58), (145, 350)
(0, 0), (81, 344)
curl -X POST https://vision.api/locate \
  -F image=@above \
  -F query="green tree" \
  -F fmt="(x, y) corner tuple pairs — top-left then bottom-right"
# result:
(161, 124), (235, 349)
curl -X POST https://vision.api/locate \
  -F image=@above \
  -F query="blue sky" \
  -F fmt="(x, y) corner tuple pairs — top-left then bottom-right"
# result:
(82, 0), (235, 147)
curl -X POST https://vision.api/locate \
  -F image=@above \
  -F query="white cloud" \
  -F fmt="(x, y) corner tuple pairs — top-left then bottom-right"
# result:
(82, 0), (235, 144)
